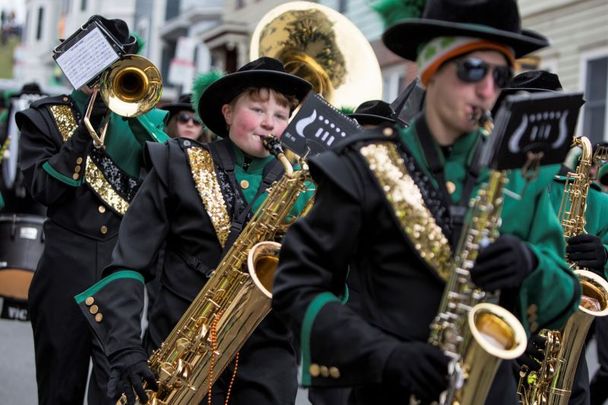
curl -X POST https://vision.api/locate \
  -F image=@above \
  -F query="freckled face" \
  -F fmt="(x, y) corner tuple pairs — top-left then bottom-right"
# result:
(221, 89), (290, 158)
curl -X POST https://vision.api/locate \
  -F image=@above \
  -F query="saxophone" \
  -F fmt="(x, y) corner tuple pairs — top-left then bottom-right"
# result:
(141, 136), (310, 404)
(428, 113), (527, 405)
(517, 136), (608, 405)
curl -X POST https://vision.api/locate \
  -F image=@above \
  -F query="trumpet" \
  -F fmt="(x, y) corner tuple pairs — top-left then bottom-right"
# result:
(84, 54), (162, 148)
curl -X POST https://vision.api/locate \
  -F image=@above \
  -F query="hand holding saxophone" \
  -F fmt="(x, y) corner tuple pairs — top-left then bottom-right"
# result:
(567, 234), (608, 276)
(108, 347), (157, 405)
(470, 234), (538, 291)
(383, 342), (450, 402)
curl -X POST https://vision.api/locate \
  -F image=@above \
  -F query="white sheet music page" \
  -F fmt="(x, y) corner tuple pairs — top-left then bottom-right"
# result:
(55, 27), (120, 90)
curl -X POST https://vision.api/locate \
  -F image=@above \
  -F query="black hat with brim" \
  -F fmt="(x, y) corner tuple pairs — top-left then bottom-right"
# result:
(198, 57), (311, 137)
(382, 0), (549, 61)
(349, 99), (396, 126)
(160, 93), (194, 123)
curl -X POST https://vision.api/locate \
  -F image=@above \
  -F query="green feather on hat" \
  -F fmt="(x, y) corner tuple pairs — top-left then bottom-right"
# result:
(191, 70), (224, 121)
(371, 0), (427, 29)
(131, 32), (145, 55)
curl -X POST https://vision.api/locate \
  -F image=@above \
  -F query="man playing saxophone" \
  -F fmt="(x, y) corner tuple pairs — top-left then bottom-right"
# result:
(272, 1), (580, 404)
(494, 70), (608, 405)
(75, 57), (314, 405)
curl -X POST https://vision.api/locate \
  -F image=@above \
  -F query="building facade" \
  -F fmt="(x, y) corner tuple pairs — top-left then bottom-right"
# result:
(520, 0), (608, 143)
(16, 0), (136, 87)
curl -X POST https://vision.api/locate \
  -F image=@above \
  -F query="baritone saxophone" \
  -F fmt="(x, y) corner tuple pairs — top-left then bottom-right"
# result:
(427, 112), (527, 405)
(517, 137), (608, 405)
(137, 136), (311, 405)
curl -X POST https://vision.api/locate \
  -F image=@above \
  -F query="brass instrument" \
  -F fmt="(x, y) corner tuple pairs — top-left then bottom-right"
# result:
(139, 137), (310, 404)
(84, 54), (162, 147)
(517, 136), (608, 405)
(428, 114), (527, 405)
(250, 1), (383, 108)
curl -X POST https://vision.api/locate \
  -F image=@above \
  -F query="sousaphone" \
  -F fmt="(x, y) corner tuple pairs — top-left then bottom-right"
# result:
(250, 1), (383, 109)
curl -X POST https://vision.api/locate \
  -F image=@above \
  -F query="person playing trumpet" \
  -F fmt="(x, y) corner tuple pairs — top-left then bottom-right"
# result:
(16, 15), (168, 405)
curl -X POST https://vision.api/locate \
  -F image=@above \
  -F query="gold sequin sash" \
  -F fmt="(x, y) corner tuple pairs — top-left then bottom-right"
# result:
(360, 142), (452, 281)
(48, 103), (132, 215)
(186, 147), (231, 247)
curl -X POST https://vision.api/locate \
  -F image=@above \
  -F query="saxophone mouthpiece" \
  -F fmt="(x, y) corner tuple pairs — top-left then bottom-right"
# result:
(261, 134), (284, 158)
(261, 134), (294, 177)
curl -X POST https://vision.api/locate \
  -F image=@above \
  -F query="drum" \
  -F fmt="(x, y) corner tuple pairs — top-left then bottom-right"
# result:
(0, 214), (45, 321)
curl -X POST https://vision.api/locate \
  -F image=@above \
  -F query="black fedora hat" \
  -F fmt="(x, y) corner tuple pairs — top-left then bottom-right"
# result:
(382, 0), (549, 61)
(349, 100), (396, 126)
(198, 57), (312, 137)
(160, 93), (194, 123)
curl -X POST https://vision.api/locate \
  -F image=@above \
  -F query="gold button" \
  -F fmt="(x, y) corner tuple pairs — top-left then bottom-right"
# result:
(446, 181), (456, 194)
(320, 365), (329, 378)
(89, 304), (99, 314)
(329, 366), (340, 379)
(240, 179), (249, 189)
(100, 225), (108, 235)
(98, 205), (106, 214)
(76, 157), (83, 164)
(95, 313), (103, 323)
(72, 173), (80, 180)
(63, 96), (69, 102)
(85, 296), (95, 306)
(74, 165), (81, 173)
(383, 127), (394, 137)
(309, 363), (320, 377)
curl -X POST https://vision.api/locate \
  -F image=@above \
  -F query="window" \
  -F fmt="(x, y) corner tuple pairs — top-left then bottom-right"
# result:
(165, 0), (181, 21)
(81, 0), (87, 11)
(583, 56), (608, 144)
(36, 7), (44, 41)
(235, 0), (245, 9)
(338, 0), (349, 13)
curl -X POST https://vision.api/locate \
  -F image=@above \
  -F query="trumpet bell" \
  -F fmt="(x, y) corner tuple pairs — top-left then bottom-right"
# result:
(250, 1), (383, 109)
(100, 54), (162, 118)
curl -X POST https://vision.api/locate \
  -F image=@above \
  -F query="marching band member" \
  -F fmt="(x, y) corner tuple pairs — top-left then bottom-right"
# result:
(500, 70), (608, 405)
(75, 57), (314, 405)
(16, 16), (168, 405)
(272, 0), (580, 404)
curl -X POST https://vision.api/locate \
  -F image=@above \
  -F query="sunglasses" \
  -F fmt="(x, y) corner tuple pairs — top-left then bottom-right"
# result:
(177, 112), (202, 126)
(453, 58), (513, 89)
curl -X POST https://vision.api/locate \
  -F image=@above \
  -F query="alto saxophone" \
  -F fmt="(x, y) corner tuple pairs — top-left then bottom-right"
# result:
(517, 136), (608, 405)
(428, 113), (527, 405)
(141, 136), (310, 404)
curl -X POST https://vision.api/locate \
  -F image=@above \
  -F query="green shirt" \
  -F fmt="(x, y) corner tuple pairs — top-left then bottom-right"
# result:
(70, 90), (169, 178)
(399, 119), (579, 333)
(230, 142), (315, 221)
(549, 177), (608, 278)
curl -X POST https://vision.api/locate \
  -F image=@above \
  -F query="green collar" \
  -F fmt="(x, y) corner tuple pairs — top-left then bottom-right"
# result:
(70, 89), (89, 114)
(230, 141), (274, 174)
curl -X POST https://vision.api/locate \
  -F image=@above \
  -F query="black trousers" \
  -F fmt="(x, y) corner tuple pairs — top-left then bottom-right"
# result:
(28, 221), (113, 405)
(203, 313), (298, 405)
(591, 317), (608, 405)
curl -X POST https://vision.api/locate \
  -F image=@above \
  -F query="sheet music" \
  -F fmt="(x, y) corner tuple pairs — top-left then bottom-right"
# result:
(55, 27), (120, 89)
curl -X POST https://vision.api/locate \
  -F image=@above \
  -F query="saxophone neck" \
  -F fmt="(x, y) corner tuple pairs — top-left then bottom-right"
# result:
(262, 135), (294, 177)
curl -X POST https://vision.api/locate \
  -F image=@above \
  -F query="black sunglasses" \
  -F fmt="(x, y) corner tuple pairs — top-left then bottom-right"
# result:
(453, 58), (513, 89)
(177, 112), (202, 126)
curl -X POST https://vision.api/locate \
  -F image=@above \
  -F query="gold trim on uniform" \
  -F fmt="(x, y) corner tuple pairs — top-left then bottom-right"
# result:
(85, 157), (130, 216)
(360, 142), (452, 281)
(186, 147), (231, 247)
(49, 105), (79, 141)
